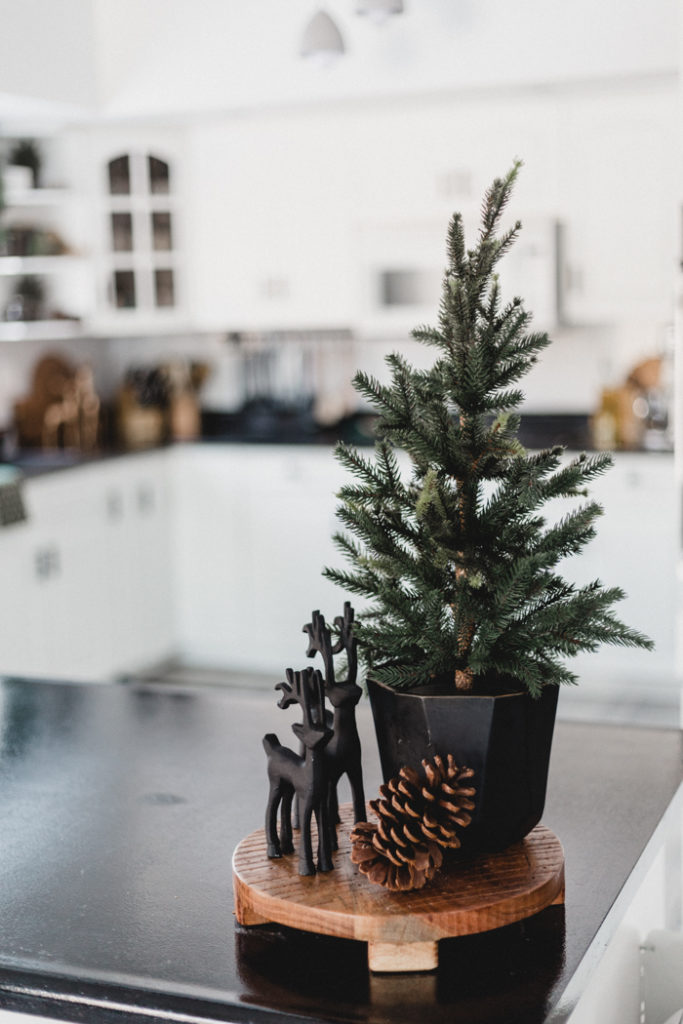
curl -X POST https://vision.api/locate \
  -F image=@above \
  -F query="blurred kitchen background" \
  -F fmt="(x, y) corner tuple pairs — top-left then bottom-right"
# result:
(0, 0), (681, 724)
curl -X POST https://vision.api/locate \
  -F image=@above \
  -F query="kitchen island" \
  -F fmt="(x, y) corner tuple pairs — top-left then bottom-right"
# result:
(0, 675), (681, 1024)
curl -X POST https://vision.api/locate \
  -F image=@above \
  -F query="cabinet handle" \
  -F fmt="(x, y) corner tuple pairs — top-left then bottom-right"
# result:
(106, 490), (124, 521)
(137, 484), (155, 515)
(35, 545), (60, 581)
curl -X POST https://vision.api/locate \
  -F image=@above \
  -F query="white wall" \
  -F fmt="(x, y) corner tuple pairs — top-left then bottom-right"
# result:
(0, 0), (97, 118)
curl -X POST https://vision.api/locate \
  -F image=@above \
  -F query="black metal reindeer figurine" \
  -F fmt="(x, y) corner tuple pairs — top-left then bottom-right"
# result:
(304, 602), (366, 848)
(263, 666), (333, 876)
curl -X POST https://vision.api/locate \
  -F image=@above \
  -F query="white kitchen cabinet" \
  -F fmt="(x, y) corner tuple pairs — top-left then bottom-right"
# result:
(0, 472), (102, 680)
(0, 451), (175, 683)
(1, 81), (669, 348)
(169, 444), (350, 674)
(0, 445), (674, 693)
(169, 445), (677, 695)
(71, 451), (176, 678)
(185, 117), (356, 331)
(355, 215), (560, 339)
(108, 450), (176, 674)
(66, 125), (192, 336)
(0, 74), (672, 349)
(555, 91), (677, 327)
(183, 83), (676, 339)
(0, 517), (45, 677)
(31, 464), (121, 680)
(543, 453), (677, 698)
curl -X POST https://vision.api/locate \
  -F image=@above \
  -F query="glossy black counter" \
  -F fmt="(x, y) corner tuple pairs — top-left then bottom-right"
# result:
(199, 409), (597, 450)
(0, 676), (681, 1024)
(1, 410), (672, 482)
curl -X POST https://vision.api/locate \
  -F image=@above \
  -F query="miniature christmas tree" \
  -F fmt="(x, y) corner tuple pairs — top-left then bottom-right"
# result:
(324, 162), (652, 697)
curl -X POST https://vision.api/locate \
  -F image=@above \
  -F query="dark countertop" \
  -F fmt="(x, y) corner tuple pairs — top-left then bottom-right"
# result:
(1, 423), (673, 485)
(0, 406), (673, 479)
(0, 676), (680, 1024)
(199, 409), (598, 450)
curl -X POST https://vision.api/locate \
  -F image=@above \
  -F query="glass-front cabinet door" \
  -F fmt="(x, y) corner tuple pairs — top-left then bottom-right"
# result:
(97, 147), (181, 329)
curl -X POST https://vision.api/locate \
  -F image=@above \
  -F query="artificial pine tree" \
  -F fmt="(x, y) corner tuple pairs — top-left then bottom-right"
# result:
(324, 162), (652, 697)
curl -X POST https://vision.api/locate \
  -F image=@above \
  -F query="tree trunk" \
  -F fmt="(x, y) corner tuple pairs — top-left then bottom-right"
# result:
(455, 667), (474, 691)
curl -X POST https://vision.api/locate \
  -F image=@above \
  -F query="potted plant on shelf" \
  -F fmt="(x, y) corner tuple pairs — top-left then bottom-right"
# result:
(8, 139), (42, 189)
(324, 162), (652, 855)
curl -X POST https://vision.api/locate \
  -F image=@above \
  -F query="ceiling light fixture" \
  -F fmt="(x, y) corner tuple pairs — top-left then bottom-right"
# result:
(300, 10), (345, 65)
(356, 0), (404, 26)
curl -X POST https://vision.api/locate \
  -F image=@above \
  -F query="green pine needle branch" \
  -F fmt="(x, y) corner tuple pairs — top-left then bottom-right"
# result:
(323, 162), (653, 697)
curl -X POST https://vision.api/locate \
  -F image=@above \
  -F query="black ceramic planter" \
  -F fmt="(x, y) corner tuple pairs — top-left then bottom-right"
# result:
(367, 677), (559, 855)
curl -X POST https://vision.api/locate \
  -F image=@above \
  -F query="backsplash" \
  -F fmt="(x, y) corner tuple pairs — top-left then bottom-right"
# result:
(0, 316), (673, 451)
(0, 332), (225, 433)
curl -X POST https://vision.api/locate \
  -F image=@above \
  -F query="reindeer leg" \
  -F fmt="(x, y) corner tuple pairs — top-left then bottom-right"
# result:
(292, 735), (304, 830)
(330, 780), (340, 824)
(265, 782), (283, 858)
(316, 798), (333, 873)
(298, 803), (316, 876)
(327, 781), (339, 851)
(279, 783), (295, 854)
(348, 764), (367, 823)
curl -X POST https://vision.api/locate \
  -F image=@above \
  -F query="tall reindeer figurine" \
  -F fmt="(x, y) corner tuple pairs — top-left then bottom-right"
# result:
(263, 666), (333, 876)
(304, 602), (366, 849)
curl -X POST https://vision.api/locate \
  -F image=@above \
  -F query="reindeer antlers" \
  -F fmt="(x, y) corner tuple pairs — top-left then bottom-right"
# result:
(276, 666), (315, 708)
(275, 666), (326, 726)
(332, 601), (354, 654)
(303, 602), (357, 687)
(303, 609), (333, 661)
(275, 667), (298, 709)
(333, 602), (358, 686)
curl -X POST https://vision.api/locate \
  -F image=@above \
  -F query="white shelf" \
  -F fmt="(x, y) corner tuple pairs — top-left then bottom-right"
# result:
(88, 313), (192, 337)
(3, 187), (72, 207)
(0, 320), (84, 342)
(0, 255), (83, 275)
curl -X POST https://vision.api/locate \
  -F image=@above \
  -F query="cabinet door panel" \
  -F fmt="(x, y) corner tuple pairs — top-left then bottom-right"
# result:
(172, 447), (350, 675)
(0, 525), (45, 677)
(114, 462), (174, 673)
(549, 456), (676, 691)
(2, 454), (175, 684)
(170, 447), (255, 669)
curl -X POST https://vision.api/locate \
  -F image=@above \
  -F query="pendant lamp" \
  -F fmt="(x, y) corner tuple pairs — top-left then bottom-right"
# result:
(300, 10), (345, 63)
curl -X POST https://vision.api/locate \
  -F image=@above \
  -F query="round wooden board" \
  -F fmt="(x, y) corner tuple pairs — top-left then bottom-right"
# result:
(233, 804), (564, 973)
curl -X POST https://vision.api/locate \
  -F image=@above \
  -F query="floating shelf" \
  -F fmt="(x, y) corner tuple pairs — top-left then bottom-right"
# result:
(0, 320), (84, 342)
(0, 255), (83, 276)
(3, 187), (72, 207)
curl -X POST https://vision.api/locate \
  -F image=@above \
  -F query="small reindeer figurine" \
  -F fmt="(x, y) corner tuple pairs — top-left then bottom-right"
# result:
(263, 666), (333, 876)
(304, 602), (366, 848)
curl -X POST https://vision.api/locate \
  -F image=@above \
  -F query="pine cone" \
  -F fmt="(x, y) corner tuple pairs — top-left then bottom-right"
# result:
(350, 754), (476, 892)
(350, 820), (443, 891)
(417, 754), (476, 848)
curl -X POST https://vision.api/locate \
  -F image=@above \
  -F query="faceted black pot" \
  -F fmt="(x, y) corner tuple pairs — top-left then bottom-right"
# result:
(367, 677), (559, 855)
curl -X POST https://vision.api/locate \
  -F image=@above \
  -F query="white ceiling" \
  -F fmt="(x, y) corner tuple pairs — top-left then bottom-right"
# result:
(0, 0), (679, 127)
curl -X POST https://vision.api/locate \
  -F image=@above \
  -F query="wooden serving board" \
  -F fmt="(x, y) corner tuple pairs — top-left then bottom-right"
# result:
(232, 805), (565, 973)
